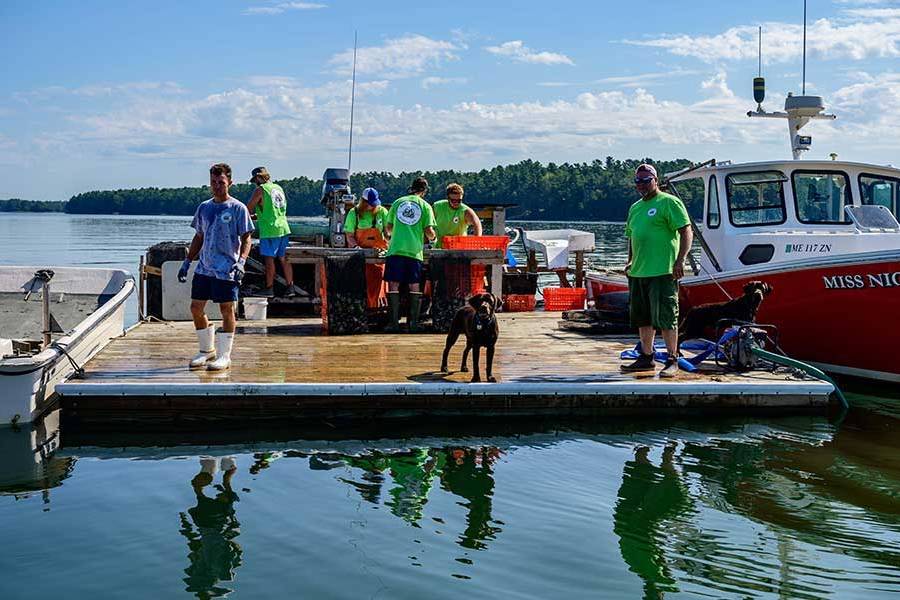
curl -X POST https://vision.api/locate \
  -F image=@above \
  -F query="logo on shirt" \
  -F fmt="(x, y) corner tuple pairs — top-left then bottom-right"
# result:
(271, 188), (286, 209)
(220, 211), (234, 223)
(397, 201), (422, 226)
(647, 208), (658, 217)
(452, 216), (460, 224)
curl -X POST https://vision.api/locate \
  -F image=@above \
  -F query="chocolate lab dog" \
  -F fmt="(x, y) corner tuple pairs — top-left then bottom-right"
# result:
(679, 280), (774, 343)
(440, 293), (500, 382)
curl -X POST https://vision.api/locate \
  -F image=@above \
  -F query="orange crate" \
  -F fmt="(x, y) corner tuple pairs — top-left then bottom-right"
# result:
(502, 294), (536, 312)
(542, 287), (586, 311)
(441, 235), (510, 252)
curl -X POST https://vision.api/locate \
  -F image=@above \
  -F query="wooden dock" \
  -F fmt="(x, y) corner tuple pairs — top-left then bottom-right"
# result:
(57, 312), (834, 427)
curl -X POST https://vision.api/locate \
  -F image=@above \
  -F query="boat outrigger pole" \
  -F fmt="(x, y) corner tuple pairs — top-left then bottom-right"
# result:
(746, 3), (836, 160)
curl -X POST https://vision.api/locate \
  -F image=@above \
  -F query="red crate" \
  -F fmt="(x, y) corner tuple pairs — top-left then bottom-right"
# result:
(441, 235), (510, 252)
(502, 294), (536, 312)
(542, 287), (587, 311)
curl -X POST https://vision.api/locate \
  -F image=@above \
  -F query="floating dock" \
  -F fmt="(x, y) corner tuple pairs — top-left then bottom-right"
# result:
(55, 312), (834, 428)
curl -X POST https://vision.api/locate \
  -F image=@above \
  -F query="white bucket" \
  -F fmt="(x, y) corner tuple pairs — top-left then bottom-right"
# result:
(243, 297), (268, 320)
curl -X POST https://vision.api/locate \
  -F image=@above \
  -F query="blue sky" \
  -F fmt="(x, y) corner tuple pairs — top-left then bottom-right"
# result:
(1, 0), (899, 200)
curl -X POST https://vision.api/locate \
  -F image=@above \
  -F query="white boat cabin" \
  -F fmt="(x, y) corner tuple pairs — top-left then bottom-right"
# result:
(670, 160), (900, 273)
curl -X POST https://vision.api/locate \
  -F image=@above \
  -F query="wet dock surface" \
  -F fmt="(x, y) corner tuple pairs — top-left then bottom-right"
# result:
(58, 313), (833, 427)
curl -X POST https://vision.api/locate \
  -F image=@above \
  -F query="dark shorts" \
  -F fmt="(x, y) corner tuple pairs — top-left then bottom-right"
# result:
(629, 275), (679, 330)
(384, 255), (423, 285)
(191, 273), (239, 304)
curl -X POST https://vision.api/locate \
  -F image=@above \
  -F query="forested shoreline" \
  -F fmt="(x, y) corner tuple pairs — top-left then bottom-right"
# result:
(12, 157), (705, 221)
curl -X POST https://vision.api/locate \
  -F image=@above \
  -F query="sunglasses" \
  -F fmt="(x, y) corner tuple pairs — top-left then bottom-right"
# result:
(634, 176), (656, 184)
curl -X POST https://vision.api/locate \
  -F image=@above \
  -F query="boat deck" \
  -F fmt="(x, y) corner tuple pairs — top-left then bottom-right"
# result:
(57, 312), (833, 427)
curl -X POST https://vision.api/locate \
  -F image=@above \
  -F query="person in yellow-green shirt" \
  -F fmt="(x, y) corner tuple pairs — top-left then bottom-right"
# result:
(344, 188), (389, 309)
(246, 167), (295, 298)
(384, 177), (436, 333)
(621, 164), (693, 378)
(432, 183), (482, 248)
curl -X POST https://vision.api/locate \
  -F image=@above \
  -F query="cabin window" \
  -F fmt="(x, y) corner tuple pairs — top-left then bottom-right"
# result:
(725, 171), (787, 227)
(859, 174), (898, 217)
(707, 176), (720, 229)
(792, 170), (852, 224)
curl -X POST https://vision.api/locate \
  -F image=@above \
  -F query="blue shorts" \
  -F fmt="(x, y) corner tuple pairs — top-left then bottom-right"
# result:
(191, 273), (239, 304)
(259, 235), (290, 258)
(384, 255), (423, 285)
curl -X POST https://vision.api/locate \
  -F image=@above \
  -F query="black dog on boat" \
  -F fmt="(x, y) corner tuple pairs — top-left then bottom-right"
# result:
(440, 293), (500, 383)
(679, 281), (774, 343)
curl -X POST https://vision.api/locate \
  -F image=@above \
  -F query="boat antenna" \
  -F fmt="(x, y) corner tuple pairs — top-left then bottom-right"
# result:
(348, 30), (358, 172)
(758, 26), (762, 78)
(802, 0), (807, 95)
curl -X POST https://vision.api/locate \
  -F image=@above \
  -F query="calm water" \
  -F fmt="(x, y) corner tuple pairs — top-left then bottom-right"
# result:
(0, 213), (898, 599)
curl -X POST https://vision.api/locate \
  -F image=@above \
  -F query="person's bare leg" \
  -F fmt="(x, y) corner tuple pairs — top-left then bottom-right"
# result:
(278, 256), (294, 286)
(264, 257), (276, 289)
(190, 300), (209, 330)
(639, 325), (655, 356)
(661, 328), (678, 358)
(219, 302), (236, 333)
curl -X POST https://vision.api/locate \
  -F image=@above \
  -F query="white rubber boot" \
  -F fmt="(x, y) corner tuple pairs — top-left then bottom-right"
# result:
(189, 325), (216, 369)
(206, 331), (234, 371)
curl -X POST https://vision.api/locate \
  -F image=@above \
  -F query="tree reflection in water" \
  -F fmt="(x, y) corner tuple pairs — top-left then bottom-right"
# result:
(179, 457), (242, 599)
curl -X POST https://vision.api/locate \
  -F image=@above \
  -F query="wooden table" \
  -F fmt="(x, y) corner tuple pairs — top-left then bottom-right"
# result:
(286, 247), (506, 296)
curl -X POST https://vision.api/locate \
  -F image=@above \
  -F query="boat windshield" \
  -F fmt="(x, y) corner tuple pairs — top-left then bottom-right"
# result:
(725, 171), (787, 227)
(792, 170), (852, 224)
(859, 174), (899, 217)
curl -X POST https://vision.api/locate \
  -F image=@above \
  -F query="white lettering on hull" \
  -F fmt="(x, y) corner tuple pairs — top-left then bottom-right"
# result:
(824, 272), (900, 289)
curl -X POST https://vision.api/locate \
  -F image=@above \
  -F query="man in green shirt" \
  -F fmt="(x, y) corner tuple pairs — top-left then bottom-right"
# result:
(247, 167), (294, 297)
(432, 183), (482, 248)
(384, 177), (437, 333)
(622, 164), (693, 377)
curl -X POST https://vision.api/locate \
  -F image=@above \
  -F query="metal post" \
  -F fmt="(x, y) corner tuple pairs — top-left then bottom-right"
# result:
(41, 281), (51, 350)
(138, 255), (146, 322)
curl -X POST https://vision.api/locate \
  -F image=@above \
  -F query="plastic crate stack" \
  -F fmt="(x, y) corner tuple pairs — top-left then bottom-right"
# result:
(441, 235), (510, 294)
(542, 287), (587, 311)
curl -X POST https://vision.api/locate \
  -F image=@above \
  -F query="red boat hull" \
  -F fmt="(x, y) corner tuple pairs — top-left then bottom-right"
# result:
(588, 256), (900, 382)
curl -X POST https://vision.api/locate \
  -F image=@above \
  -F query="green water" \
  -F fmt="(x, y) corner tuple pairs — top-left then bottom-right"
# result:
(0, 214), (898, 598)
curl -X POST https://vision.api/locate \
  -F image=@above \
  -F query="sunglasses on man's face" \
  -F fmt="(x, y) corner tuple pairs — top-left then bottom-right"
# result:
(634, 176), (656, 184)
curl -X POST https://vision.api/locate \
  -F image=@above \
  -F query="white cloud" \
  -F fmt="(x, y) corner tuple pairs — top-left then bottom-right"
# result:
(329, 35), (460, 79)
(623, 15), (900, 63)
(485, 41), (574, 66)
(421, 76), (468, 89)
(244, 2), (326, 16)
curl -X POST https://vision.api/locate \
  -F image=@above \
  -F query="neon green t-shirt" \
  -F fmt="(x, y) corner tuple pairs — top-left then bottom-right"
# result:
(255, 182), (291, 239)
(432, 199), (471, 248)
(344, 205), (388, 234)
(385, 194), (436, 261)
(625, 191), (691, 278)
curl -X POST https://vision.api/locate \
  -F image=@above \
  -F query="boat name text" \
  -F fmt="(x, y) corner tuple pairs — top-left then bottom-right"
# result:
(822, 272), (900, 289)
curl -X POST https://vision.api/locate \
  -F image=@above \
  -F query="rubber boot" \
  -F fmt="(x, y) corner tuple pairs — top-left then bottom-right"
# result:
(206, 331), (234, 371)
(189, 325), (216, 369)
(408, 292), (423, 333)
(385, 292), (400, 333)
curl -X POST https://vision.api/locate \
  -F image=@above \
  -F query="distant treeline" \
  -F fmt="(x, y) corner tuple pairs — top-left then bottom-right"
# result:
(63, 157), (703, 221)
(0, 198), (66, 212)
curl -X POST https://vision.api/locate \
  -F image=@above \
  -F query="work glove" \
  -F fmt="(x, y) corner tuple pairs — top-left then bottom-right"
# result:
(233, 258), (246, 283)
(177, 258), (191, 283)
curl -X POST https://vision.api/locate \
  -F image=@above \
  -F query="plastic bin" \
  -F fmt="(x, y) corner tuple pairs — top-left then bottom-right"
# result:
(502, 294), (536, 312)
(441, 235), (510, 252)
(470, 264), (486, 293)
(542, 287), (587, 311)
(243, 296), (268, 320)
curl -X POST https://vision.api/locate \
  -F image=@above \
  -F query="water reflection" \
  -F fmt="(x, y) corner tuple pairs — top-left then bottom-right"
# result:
(179, 457), (242, 599)
(0, 410), (74, 504)
(614, 444), (692, 599)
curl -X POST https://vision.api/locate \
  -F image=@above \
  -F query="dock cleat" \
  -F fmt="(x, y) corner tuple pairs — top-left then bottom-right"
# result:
(189, 325), (216, 369)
